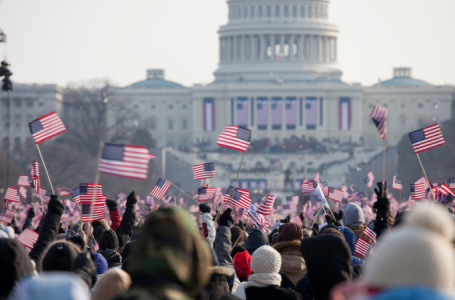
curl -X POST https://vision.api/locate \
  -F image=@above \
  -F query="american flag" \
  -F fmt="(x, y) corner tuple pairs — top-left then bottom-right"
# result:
(81, 195), (106, 222)
(99, 143), (150, 180)
(223, 186), (251, 208)
(192, 163), (216, 180)
(408, 124), (445, 153)
(363, 227), (377, 244)
(217, 125), (251, 152)
(17, 228), (39, 249)
(301, 179), (315, 193)
(364, 172), (374, 188)
(17, 175), (31, 187)
(147, 153), (157, 161)
(448, 178), (455, 190)
(237, 98), (249, 127)
(4, 187), (20, 203)
(64, 200), (77, 214)
(35, 189), (51, 203)
(414, 177), (429, 199)
(0, 209), (14, 224)
(19, 186), (27, 199)
(438, 183), (453, 198)
(244, 204), (270, 232)
(355, 237), (371, 257)
(146, 196), (155, 207)
(79, 183), (103, 202)
(29, 111), (67, 144)
(305, 97), (317, 129)
(349, 192), (366, 202)
(116, 192), (126, 201)
(285, 98), (297, 129)
(32, 212), (43, 225)
(57, 187), (72, 196)
(329, 187), (344, 202)
(303, 202), (316, 221)
(392, 176), (402, 190)
(198, 186), (217, 201)
(410, 184), (418, 200)
(290, 215), (303, 226)
(150, 178), (171, 200)
(166, 196), (176, 207)
(370, 105), (387, 140)
(256, 193), (276, 215)
(31, 161), (40, 194)
(440, 193), (454, 205)
(189, 204), (199, 213)
(282, 196), (299, 215)
(257, 98), (268, 129)
(271, 98), (282, 129)
(313, 172), (320, 184)
(71, 187), (81, 204)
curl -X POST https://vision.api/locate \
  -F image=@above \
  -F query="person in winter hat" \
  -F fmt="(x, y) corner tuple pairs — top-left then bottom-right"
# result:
(200, 203), (216, 246)
(92, 252), (108, 275)
(231, 226), (244, 246)
(233, 251), (252, 282)
(337, 226), (364, 266)
(342, 203), (365, 238)
(93, 268), (131, 300)
(273, 223), (307, 285)
(0, 239), (34, 299)
(112, 207), (212, 300)
(233, 245), (303, 300)
(243, 228), (269, 255)
(361, 204), (455, 299)
(8, 272), (91, 300)
(296, 234), (352, 300)
(99, 229), (122, 268)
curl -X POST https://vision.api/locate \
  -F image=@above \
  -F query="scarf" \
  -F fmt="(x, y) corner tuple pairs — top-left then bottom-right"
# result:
(233, 273), (282, 300)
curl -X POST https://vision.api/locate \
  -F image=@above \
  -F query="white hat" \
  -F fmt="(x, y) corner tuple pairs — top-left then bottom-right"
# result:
(364, 204), (455, 292)
(250, 245), (281, 274)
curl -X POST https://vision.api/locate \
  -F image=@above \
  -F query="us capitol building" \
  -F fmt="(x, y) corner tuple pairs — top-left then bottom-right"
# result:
(108, 0), (453, 152)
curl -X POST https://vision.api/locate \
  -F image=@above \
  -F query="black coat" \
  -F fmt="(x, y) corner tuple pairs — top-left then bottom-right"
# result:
(203, 266), (240, 300)
(115, 195), (136, 253)
(245, 285), (303, 300)
(299, 235), (352, 300)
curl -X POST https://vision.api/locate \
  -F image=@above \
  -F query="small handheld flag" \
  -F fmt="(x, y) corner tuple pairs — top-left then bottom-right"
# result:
(223, 186), (251, 208)
(217, 125), (251, 152)
(29, 111), (67, 144)
(256, 193), (276, 216)
(408, 124), (445, 153)
(4, 187), (20, 203)
(364, 172), (374, 188)
(150, 178), (171, 200)
(370, 105), (387, 140)
(18, 175), (31, 187)
(198, 186), (217, 201)
(57, 187), (72, 196)
(392, 176), (402, 190)
(329, 188), (344, 203)
(192, 163), (216, 180)
(17, 228), (39, 249)
(99, 143), (150, 180)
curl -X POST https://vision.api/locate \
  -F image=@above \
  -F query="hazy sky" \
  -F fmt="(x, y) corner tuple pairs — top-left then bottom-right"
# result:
(0, 0), (454, 87)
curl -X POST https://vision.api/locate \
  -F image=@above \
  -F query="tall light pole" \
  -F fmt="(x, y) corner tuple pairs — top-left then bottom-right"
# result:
(0, 29), (11, 190)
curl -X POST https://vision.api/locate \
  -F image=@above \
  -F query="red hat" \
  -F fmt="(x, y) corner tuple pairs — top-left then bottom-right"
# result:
(233, 250), (252, 278)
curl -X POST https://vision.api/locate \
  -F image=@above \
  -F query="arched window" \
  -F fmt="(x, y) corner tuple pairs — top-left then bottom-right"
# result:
(276, 5), (280, 17)
(284, 6), (288, 17)
(259, 6), (262, 17)
(267, 6), (271, 17)
(301, 6), (305, 17)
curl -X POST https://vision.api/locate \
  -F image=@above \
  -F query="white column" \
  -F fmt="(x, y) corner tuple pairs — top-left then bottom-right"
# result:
(233, 36), (237, 62)
(250, 35), (255, 61)
(334, 38), (337, 62)
(219, 37), (224, 63)
(290, 34), (295, 60)
(260, 35), (265, 61)
(239, 36), (244, 61)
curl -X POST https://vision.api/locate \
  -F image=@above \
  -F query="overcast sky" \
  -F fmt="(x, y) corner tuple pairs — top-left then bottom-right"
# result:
(0, 0), (454, 87)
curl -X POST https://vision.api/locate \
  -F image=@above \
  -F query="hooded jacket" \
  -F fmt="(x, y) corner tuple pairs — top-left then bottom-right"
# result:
(273, 240), (307, 285)
(243, 228), (269, 255)
(203, 266), (240, 300)
(112, 207), (212, 300)
(337, 226), (365, 266)
(297, 235), (352, 300)
(342, 203), (365, 237)
(0, 239), (34, 300)
(99, 229), (122, 268)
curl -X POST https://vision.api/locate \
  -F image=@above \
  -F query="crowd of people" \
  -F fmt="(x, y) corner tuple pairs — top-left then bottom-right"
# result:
(1, 181), (455, 300)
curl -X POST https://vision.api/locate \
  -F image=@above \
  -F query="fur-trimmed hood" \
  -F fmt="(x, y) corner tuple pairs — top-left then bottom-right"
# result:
(210, 266), (235, 277)
(272, 239), (301, 253)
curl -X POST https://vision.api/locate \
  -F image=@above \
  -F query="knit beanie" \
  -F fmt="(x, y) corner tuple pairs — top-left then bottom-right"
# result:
(276, 223), (303, 242)
(250, 245), (281, 274)
(231, 245), (247, 260)
(230, 226), (244, 246)
(233, 251), (252, 278)
(364, 204), (455, 293)
(99, 229), (119, 251)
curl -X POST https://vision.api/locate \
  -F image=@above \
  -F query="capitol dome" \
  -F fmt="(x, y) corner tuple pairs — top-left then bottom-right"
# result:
(214, 0), (341, 83)
(128, 69), (187, 89)
(372, 68), (433, 87)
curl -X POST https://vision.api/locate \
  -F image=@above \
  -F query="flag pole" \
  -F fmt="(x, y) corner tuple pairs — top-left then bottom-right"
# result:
(132, 179), (136, 191)
(228, 150), (247, 208)
(163, 177), (199, 204)
(310, 207), (323, 228)
(415, 153), (436, 201)
(35, 176), (45, 210)
(35, 144), (55, 194)
(87, 141), (104, 225)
